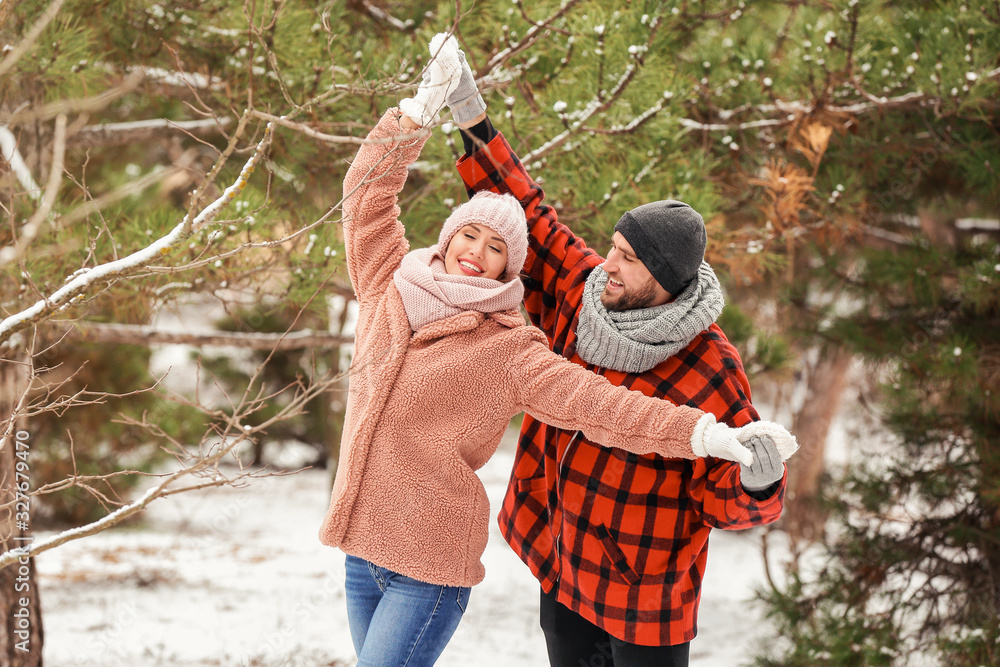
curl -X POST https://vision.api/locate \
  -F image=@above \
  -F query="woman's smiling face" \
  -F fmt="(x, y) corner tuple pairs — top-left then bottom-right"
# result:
(444, 223), (508, 281)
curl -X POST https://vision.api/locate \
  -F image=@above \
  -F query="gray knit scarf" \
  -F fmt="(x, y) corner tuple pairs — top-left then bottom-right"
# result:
(574, 261), (725, 373)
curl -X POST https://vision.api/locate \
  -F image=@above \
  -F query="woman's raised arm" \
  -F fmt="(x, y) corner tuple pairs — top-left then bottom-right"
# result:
(341, 112), (427, 302)
(341, 34), (462, 301)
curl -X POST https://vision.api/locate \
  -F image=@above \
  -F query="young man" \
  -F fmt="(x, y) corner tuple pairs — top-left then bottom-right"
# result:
(441, 45), (796, 667)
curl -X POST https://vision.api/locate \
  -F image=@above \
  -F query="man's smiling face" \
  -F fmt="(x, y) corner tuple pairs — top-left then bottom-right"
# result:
(600, 232), (672, 311)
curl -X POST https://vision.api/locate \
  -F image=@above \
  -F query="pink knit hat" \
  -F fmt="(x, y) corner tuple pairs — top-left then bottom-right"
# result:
(438, 192), (528, 280)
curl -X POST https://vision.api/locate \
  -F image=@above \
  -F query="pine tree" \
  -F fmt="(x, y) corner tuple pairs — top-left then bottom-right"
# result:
(756, 236), (1000, 666)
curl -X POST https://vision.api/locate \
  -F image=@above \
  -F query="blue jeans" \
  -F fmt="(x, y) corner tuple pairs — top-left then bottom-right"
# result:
(345, 555), (471, 666)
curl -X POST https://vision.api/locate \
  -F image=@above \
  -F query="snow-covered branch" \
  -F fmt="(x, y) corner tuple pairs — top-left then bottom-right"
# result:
(0, 114), (67, 268)
(68, 117), (232, 149)
(526, 49), (1000, 152)
(0, 471), (230, 569)
(356, 0), (413, 32)
(715, 90), (931, 123)
(693, 77), (1000, 132)
(483, 0), (583, 73)
(133, 119), (434, 281)
(0, 124), (41, 198)
(69, 323), (353, 350)
(0, 123), (275, 346)
(643, 87), (955, 138)
(518, 13), (664, 163)
(137, 64), (387, 96)
(521, 62), (639, 163)
(677, 117), (789, 132)
(137, 66), (220, 90)
(863, 225), (914, 246)
(584, 92), (673, 136)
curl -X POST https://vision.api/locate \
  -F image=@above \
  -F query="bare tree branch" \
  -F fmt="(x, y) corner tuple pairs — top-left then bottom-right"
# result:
(57, 162), (189, 228)
(0, 277), (352, 566)
(250, 111), (377, 145)
(0, 122), (276, 346)
(0, 475), (221, 567)
(7, 69), (146, 126)
(0, 467), (155, 513)
(249, 109), (432, 145)
(141, 124), (432, 279)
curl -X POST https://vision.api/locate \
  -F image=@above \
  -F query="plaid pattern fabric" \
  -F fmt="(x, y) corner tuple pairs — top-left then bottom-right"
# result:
(457, 133), (786, 647)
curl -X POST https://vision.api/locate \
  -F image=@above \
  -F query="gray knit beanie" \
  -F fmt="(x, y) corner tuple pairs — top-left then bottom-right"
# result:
(613, 200), (707, 296)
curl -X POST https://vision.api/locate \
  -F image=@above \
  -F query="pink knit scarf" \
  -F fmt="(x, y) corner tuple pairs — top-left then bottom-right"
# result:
(392, 246), (525, 331)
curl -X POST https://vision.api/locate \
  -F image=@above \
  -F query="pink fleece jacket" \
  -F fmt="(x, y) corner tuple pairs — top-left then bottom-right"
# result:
(318, 109), (706, 587)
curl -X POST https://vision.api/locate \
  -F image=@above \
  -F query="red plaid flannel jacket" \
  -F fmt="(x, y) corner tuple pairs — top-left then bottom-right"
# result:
(456, 132), (786, 647)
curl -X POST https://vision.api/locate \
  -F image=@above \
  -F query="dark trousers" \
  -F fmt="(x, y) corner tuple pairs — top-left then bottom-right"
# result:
(540, 587), (691, 667)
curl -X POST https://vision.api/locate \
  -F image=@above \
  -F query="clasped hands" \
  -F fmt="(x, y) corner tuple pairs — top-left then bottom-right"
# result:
(692, 415), (799, 491)
(399, 33), (485, 127)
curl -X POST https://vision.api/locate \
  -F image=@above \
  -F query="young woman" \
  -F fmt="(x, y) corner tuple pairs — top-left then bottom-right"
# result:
(318, 35), (773, 667)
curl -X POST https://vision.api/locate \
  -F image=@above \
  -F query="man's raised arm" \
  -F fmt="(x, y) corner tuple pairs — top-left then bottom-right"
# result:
(446, 58), (603, 338)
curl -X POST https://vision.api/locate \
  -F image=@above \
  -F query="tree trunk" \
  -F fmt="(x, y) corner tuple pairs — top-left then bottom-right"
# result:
(326, 295), (355, 482)
(0, 352), (43, 666)
(783, 346), (852, 550)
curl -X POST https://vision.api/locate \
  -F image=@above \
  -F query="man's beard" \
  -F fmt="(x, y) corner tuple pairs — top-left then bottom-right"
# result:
(600, 274), (659, 311)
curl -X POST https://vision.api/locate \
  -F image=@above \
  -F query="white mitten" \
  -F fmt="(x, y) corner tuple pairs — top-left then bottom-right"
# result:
(690, 413), (754, 466)
(735, 420), (799, 460)
(399, 33), (462, 126)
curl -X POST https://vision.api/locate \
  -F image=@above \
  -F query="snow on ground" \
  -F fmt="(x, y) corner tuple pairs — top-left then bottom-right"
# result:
(38, 427), (785, 666)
